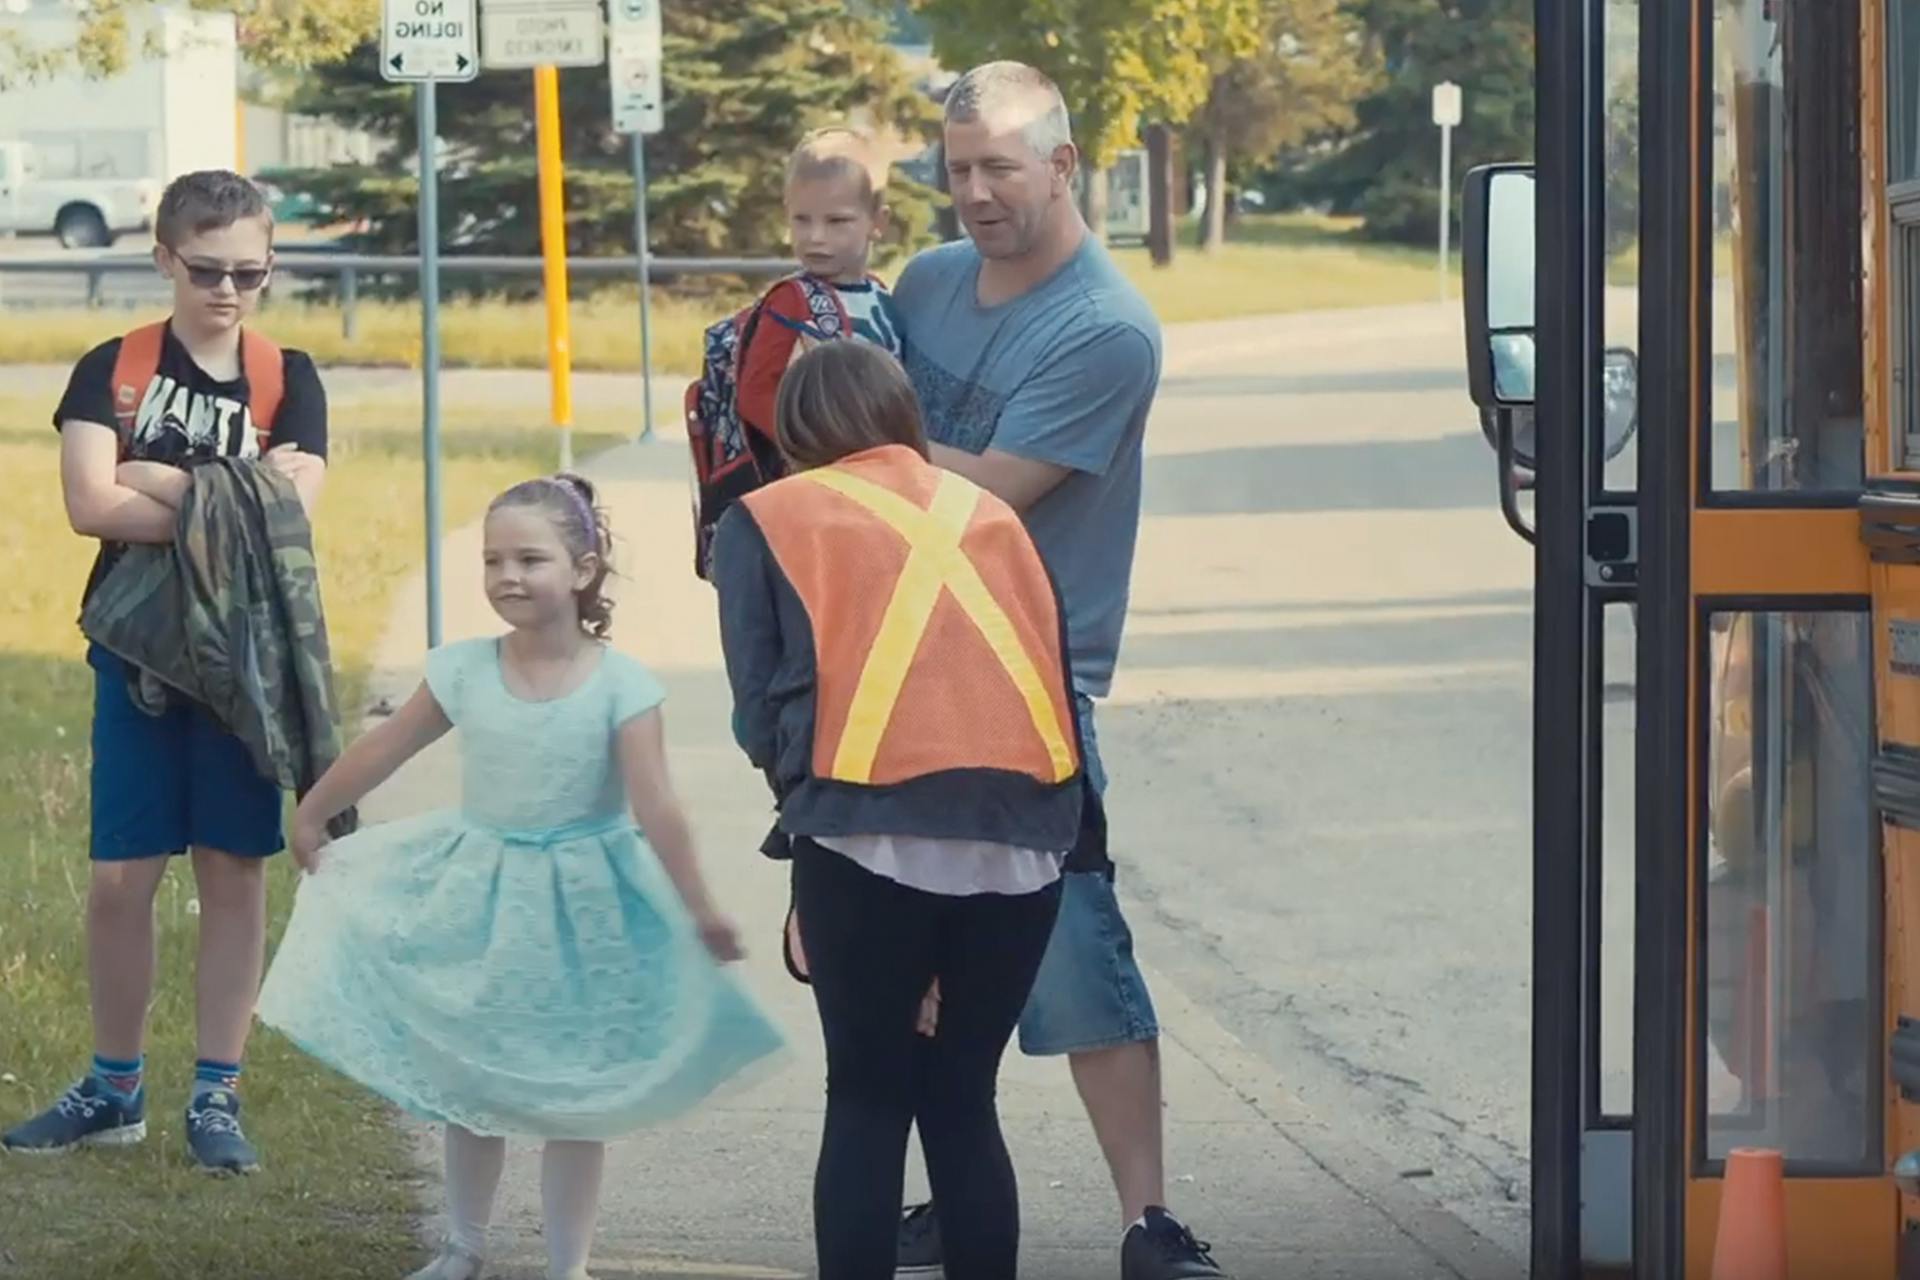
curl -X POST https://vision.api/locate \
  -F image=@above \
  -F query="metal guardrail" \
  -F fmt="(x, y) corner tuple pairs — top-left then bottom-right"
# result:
(0, 251), (795, 338)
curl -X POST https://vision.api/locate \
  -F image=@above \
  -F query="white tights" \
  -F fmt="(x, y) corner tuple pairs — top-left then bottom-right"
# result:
(444, 1124), (607, 1280)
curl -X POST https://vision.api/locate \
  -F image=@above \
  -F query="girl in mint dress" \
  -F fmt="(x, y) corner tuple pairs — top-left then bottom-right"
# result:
(257, 474), (782, 1280)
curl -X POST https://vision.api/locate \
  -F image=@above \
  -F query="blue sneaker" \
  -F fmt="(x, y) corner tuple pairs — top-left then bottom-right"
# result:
(185, 1088), (260, 1176)
(1, 1077), (147, 1154)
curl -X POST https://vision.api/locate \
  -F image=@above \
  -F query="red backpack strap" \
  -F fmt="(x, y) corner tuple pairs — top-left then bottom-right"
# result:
(240, 328), (285, 443)
(109, 321), (168, 451)
(734, 277), (813, 439)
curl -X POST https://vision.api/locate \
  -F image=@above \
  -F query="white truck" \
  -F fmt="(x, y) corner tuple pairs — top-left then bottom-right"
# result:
(0, 141), (163, 247)
(0, 5), (238, 247)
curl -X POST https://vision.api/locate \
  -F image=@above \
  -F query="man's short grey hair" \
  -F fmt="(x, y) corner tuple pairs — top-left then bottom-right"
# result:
(943, 61), (1074, 157)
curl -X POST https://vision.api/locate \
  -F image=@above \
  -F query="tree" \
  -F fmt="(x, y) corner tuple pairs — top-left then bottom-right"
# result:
(850, 1), (935, 44)
(0, 0), (377, 88)
(1598, 7), (1637, 262)
(1190, 0), (1375, 251)
(910, 0), (1261, 238)
(1307, 0), (1532, 244)
(1602, 74), (1637, 261)
(271, 0), (940, 280)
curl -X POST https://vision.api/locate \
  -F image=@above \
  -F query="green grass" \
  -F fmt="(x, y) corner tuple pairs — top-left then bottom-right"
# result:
(0, 215), (1452, 373)
(0, 288), (752, 380)
(0, 392), (627, 1278)
(1111, 213), (1455, 323)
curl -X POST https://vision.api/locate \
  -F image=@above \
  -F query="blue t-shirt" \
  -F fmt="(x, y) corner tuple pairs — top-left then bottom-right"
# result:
(892, 236), (1161, 697)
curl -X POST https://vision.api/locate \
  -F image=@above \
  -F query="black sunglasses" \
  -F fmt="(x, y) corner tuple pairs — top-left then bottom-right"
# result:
(179, 259), (271, 292)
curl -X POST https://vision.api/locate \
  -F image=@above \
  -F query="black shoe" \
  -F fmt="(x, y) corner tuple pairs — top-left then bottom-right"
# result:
(895, 1201), (942, 1276)
(1122, 1207), (1228, 1279)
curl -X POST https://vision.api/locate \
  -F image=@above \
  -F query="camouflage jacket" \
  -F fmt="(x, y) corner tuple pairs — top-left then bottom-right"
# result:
(80, 458), (358, 837)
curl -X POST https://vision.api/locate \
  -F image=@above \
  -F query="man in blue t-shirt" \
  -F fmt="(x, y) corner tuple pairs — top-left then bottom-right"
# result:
(888, 61), (1226, 1280)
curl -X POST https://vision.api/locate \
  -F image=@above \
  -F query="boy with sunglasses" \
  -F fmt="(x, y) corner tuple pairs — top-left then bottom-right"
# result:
(3, 170), (328, 1175)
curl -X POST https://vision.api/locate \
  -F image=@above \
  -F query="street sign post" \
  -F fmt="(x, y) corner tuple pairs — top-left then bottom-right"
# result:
(610, 0), (663, 441)
(382, 0), (478, 81)
(1432, 80), (1463, 304)
(475, 2), (607, 468)
(477, 1), (608, 467)
(382, 0), (473, 646)
(416, 81), (444, 642)
(533, 64), (576, 469)
(609, 0), (663, 134)
(481, 0), (604, 70)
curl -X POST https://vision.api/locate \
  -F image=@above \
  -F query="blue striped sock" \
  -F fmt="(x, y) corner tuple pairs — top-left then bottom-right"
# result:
(91, 1053), (143, 1103)
(192, 1058), (241, 1100)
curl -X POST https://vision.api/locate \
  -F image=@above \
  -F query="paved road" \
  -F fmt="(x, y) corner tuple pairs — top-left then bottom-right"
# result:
(1110, 307), (1641, 1255)
(1103, 304), (1556, 1256)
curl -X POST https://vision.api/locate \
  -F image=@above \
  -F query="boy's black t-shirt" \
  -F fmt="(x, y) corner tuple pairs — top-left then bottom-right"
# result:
(54, 323), (330, 607)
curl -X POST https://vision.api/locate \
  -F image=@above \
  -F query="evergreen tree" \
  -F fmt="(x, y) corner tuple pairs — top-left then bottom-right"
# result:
(850, 1), (934, 43)
(270, 0), (939, 280)
(1306, 0), (1532, 243)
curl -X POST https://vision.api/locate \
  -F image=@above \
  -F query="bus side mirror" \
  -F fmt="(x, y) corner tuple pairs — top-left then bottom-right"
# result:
(1464, 163), (1538, 410)
(1464, 163), (1538, 542)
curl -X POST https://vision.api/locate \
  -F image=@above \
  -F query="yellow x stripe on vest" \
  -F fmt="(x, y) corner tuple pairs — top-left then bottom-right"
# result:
(803, 468), (1077, 785)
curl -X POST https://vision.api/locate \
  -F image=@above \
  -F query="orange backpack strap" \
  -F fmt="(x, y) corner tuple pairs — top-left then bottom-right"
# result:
(109, 321), (168, 449)
(108, 324), (286, 451)
(240, 328), (285, 441)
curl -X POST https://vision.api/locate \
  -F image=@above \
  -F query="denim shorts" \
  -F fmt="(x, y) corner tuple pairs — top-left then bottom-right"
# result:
(1016, 696), (1160, 1056)
(87, 646), (284, 862)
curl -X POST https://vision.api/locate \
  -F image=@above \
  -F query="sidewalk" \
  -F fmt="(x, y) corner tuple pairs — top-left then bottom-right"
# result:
(349, 316), (1521, 1280)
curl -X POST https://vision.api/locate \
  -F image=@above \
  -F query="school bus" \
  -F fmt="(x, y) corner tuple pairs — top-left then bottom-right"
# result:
(1460, 1), (1917, 1275)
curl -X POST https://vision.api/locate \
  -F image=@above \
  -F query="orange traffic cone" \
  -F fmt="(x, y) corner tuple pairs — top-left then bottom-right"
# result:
(1711, 1148), (1787, 1280)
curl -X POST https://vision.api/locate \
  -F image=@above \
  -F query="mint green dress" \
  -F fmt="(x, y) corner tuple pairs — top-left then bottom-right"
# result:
(257, 637), (784, 1139)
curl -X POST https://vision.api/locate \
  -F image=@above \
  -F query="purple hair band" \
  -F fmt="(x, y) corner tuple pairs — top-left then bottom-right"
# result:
(552, 477), (599, 552)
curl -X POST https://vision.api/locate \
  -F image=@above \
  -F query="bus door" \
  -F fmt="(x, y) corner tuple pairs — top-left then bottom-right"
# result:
(1463, 0), (1891, 1275)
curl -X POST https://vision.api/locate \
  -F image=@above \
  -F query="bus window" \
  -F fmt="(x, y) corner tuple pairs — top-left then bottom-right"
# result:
(1712, 0), (1866, 492)
(1603, 0), (1640, 494)
(1891, 0), (1920, 184)
(1599, 601), (1636, 1120)
(1888, 0), (1920, 467)
(1703, 610), (1878, 1168)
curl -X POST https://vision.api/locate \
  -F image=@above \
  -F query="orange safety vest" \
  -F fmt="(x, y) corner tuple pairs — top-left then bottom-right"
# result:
(741, 445), (1079, 789)
(111, 321), (285, 456)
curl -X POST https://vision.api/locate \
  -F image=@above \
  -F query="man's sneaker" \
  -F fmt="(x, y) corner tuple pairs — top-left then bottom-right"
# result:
(0, 1077), (147, 1154)
(1121, 1207), (1228, 1280)
(406, 1241), (487, 1280)
(185, 1088), (260, 1176)
(894, 1201), (943, 1276)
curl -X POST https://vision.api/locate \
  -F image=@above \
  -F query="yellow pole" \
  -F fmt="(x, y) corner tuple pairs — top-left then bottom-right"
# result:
(534, 65), (575, 469)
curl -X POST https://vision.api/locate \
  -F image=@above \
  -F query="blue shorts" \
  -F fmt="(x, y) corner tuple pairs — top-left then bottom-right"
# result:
(1016, 697), (1160, 1056)
(88, 647), (285, 862)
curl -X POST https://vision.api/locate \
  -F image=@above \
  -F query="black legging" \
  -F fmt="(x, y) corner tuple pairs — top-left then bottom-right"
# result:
(791, 836), (1062, 1280)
